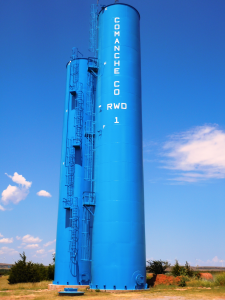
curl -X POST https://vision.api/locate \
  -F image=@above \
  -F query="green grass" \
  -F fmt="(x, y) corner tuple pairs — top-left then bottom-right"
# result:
(1, 274), (225, 300)
(215, 272), (225, 286)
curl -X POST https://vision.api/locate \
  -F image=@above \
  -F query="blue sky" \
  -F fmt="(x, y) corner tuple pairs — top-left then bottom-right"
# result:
(0, 0), (224, 266)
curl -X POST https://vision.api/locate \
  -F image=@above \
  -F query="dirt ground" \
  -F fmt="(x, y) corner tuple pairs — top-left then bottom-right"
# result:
(0, 276), (225, 300)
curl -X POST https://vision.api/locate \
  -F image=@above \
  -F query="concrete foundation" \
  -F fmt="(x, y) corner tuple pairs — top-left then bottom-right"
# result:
(48, 284), (89, 291)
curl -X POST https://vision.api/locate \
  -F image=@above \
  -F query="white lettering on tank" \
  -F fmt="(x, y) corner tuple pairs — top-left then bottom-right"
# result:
(113, 18), (122, 109)
(114, 103), (120, 109)
(107, 102), (127, 109)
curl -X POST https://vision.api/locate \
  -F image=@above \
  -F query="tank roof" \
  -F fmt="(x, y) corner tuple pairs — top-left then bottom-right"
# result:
(98, 3), (140, 19)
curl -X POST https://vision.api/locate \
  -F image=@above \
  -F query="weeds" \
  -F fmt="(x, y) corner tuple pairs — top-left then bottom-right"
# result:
(215, 272), (225, 286)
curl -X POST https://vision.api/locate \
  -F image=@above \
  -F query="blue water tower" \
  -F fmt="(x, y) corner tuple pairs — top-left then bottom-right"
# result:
(91, 3), (146, 290)
(54, 48), (96, 286)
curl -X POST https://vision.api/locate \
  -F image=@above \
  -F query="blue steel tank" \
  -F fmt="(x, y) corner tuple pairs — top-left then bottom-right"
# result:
(91, 4), (146, 290)
(54, 49), (96, 286)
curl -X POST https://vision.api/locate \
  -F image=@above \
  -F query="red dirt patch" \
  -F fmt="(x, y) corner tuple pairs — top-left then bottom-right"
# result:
(200, 273), (213, 280)
(147, 274), (181, 286)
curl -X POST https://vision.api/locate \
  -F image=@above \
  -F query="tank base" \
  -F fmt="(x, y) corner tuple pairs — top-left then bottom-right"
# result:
(89, 288), (149, 293)
(48, 284), (89, 291)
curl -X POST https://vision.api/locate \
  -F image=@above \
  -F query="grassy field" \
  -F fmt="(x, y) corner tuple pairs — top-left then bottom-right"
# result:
(0, 275), (225, 300)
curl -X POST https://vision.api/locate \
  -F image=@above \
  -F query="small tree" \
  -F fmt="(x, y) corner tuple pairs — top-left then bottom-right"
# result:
(8, 252), (52, 284)
(147, 260), (170, 275)
(171, 260), (194, 277)
(184, 261), (194, 277)
(47, 253), (55, 281)
(171, 260), (181, 277)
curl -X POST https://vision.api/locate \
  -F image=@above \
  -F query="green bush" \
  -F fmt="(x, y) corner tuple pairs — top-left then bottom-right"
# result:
(178, 276), (187, 287)
(48, 263), (55, 281)
(215, 273), (225, 286)
(147, 260), (170, 275)
(171, 260), (193, 277)
(171, 260), (181, 277)
(8, 252), (54, 284)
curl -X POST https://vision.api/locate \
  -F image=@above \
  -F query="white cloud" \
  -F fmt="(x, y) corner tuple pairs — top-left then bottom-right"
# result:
(21, 234), (42, 244)
(0, 205), (6, 211)
(16, 236), (21, 240)
(162, 125), (225, 182)
(36, 190), (52, 197)
(0, 238), (13, 244)
(48, 249), (55, 253)
(5, 172), (32, 188)
(196, 256), (225, 267)
(0, 233), (3, 237)
(1, 185), (29, 205)
(1, 173), (32, 205)
(25, 244), (39, 249)
(36, 249), (45, 254)
(0, 247), (18, 256)
(44, 239), (56, 247)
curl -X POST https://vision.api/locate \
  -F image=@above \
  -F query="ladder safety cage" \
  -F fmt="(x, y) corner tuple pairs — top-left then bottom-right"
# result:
(63, 51), (85, 276)
(69, 197), (79, 276)
(73, 90), (84, 147)
(81, 207), (92, 261)
(89, 4), (98, 58)
(63, 138), (79, 277)
(81, 57), (97, 262)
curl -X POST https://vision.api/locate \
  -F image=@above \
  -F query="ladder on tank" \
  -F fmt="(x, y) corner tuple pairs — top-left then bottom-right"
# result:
(81, 58), (97, 261)
(63, 139), (79, 277)
(89, 4), (98, 58)
(63, 48), (83, 277)
(73, 90), (84, 147)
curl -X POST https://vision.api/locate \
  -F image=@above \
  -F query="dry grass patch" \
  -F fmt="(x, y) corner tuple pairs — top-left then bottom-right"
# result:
(1, 275), (225, 300)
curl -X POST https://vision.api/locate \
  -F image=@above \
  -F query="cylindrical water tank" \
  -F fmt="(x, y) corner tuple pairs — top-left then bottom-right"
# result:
(54, 57), (92, 285)
(91, 4), (146, 290)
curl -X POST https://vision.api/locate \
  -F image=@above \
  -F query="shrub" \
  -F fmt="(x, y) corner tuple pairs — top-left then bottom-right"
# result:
(171, 260), (181, 277)
(194, 271), (201, 279)
(48, 263), (55, 281)
(187, 278), (215, 287)
(184, 261), (194, 277)
(215, 273), (225, 286)
(171, 260), (193, 277)
(8, 252), (54, 284)
(147, 260), (170, 275)
(178, 276), (187, 287)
